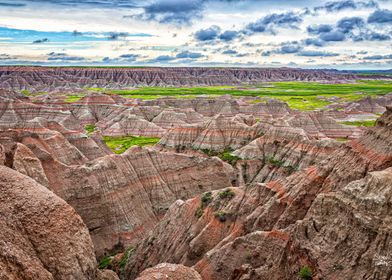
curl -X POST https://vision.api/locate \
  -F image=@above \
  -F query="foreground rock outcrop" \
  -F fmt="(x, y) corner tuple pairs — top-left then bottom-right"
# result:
(0, 165), (118, 280)
(135, 263), (202, 280)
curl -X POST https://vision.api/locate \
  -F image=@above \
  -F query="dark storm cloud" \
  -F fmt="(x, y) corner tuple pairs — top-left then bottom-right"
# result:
(278, 42), (303, 54)
(25, 0), (140, 8)
(0, 2), (26, 7)
(175, 51), (204, 58)
(103, 54), (140, 63)
(148, 50), (204, 63)
(368, 9), (392, 24)
(244, 11), (303, 34)
(0, 53), (13, 60)
(222, 49), (237, 55)
(303, 38), (325, 47)
(315, 0), (378, 12)
(132, 0), (204, 25)
(47, 52), (85, 61)
(32, 38), (49, 44)
(297, 50), (339, 57)
(194, 26), (221, 41)
(307, 24), (333, 35)
(337, 17), (365, 32)
(363, 54), (392, 60)
(219, 30), (240, 41)
(319, 31), (346, 41)
(108, 32), (129, 40)
(119, 54), (139, 59)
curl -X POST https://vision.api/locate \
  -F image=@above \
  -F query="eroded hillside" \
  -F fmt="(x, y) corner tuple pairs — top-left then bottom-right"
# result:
(0, 67), (391, 279)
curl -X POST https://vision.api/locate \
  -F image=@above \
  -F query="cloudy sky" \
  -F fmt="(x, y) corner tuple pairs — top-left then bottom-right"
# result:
(0, 0), (392, 69)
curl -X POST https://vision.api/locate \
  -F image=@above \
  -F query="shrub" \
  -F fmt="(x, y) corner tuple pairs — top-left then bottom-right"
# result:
(266, 156), (285, 167)
(195, 206), (204, 218)
(218, 188), (235, 200)
(299, 266), (312, 280)
(98, 255), (112, 269)
(118, 247), (133, 269)
(85, 124), (96, 134)
(201, 191), (213, 206)
(219, 150), (241, 165)
(214, 211), (227, 222)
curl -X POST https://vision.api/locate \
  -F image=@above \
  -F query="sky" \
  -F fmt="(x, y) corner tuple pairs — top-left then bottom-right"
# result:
(0, 0), (392, 69)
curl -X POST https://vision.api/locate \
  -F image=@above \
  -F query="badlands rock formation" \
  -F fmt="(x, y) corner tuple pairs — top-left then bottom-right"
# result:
(0, 67), (357, 92)
(0, 165), (118, 280)
(125, 106), (392, 279)
(0, 68), (391, 280)
(0, 120), (235, 256)
(135, 263), (202, 280)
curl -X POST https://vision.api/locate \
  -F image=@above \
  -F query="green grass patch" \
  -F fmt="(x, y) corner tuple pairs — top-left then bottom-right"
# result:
(21, 90), (48, 97)
(339, 120), (376, 127)
(266, 156), (285, 167)
(103, 135), (160, 154)
(85, 124), (96, 134)
(65, 95), (84, 103)
(94, 80), (392, 111)
(118, 247), (133, 269)
(200, 148), (241, 165)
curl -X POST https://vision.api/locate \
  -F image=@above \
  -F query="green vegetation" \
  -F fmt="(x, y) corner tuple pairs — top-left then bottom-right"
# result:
(201, 148), (241, 165)
(266, 156), (285, 167)
(299, 266), (313, 280)
(21, 89), (30, 96)
(118, 247), (133, 269)
(266, 156), (298, 174)
(339, 120), (376, 127)
(201, 191), (213, 206)
(336, 137), (349, 143)
(65, 95), (84, 103)
(91, 80), (392, 111)
(195, 191), (214, 219)
(103, 135), (160, 154)
(20, 89), (48, 97)
(98, 255), (113, 269)
(195, 206), (204, 218)
(85, 124), (96, 134)
(218, 188), (235, 200)
(214, 210), (228, 222)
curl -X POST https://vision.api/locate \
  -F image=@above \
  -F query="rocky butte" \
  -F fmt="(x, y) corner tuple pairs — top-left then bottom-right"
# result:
(0, 67), (391, 280)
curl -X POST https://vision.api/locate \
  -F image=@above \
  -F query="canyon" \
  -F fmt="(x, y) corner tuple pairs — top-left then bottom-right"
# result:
(0, 67), (391, 280)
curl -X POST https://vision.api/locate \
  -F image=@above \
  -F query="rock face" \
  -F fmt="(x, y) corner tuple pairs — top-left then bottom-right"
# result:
(233, 126), (340, 184)
(158, 114), (265, 152)
(288, 112), (362, 139)
(135, 263), (202, 280)
(0, 67), (357, 92)
(0, 165), (118, 280)
(0, 119), (236, 256)
(124, 106), (392, 280)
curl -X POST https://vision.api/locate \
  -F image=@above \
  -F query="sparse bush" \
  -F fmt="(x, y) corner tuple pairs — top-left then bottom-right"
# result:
(201, 191), (213, 206)
(85, 124), (96, 134)
(218, 188), (235, 200)
(299, 266), (312, 280)
(266, 156), (285, 167)
(219, 150), (241, 165)
(195, 206), (204, 218)
(98, 255), (112, 269)
(118, 247), (133, 269)
(214, 211), (227, 222)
